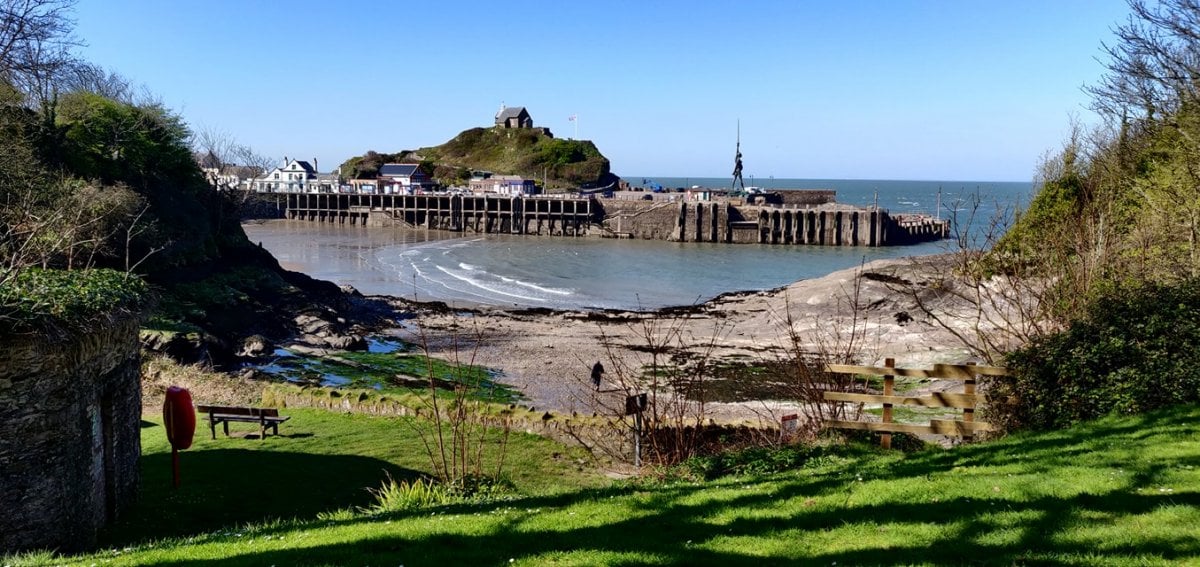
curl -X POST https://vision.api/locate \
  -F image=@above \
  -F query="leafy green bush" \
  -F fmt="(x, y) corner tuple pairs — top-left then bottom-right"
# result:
(0, 268), (149, 333)
(533, 138), (586, 166)
(365, 474), (514, 514)
(366, 476), (453, 512)
(994, 279), (1200, 430)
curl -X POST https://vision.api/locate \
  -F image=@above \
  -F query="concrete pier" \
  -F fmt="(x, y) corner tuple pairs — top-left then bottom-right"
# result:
(245, 191), (948, 246)
(666, 202), (945, 246)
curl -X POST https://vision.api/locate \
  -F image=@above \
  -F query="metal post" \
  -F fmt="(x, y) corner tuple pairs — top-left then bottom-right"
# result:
(171, 448), (180, 489)
(634, 410), (642, 468)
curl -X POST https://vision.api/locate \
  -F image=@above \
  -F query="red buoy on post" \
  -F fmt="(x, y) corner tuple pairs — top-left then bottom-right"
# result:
(163, 386), (196, 488)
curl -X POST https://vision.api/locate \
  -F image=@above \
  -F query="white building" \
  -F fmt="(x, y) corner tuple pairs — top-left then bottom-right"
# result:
(468, 175), (538, 196)
(378, 163), (434, 194)
(253, 157), (321, 193)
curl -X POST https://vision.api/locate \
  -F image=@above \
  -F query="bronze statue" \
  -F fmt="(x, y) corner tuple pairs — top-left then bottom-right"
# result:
(731, 122), (745, 191)
(732, 150), (744, 190)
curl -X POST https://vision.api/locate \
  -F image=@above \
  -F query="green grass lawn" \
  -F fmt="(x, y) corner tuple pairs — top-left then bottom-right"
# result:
(96, 409), (603, 549)
(10, 406), (1200, 566)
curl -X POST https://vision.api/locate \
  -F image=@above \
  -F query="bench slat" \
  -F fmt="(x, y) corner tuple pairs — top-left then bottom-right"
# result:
(197, 405), (280, 417)
(195, 405), (288, 439)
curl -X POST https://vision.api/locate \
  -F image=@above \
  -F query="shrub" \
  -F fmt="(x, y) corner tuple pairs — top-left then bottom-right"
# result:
(366, 476), (453, 513)
(678, 444), (859, 480)
(365, 474), (514, 514)
(0, 267), (148, 333)
(827, 429), (930, 453)
(992, 279), (1200, 430)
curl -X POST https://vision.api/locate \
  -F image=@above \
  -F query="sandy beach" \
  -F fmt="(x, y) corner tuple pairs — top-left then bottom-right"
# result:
(378, 254), (1007, 421)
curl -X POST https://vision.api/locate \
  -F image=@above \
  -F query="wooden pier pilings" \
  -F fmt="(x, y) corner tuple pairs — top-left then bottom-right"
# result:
(272, 193), (595, 237)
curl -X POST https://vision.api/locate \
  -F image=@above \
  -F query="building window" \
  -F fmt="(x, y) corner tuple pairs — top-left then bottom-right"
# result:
(274, 173), (279, 180)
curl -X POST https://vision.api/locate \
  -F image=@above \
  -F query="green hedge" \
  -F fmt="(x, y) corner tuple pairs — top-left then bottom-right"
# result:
(993, 279), (1200, 430)
(0, 268), (149, 333)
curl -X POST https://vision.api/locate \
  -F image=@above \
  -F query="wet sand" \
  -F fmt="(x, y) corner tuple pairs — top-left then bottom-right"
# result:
(380, 254), (1015, 422)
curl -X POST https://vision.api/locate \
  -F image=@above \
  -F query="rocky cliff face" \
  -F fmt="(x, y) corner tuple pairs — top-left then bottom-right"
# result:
(0, 315), (143, 553)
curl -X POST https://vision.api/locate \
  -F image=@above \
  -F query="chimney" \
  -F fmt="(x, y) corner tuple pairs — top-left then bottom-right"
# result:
(313, 158), (318, 173)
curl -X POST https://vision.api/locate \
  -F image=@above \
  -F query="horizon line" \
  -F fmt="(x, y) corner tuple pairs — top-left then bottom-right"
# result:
(619, 174), (1034, 185)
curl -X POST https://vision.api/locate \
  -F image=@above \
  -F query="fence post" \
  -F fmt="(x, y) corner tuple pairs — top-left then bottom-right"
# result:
(881, 357), (895, 449)
(963, 362), (976, 442)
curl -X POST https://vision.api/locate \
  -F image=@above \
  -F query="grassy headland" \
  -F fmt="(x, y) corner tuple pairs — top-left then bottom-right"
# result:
(338, 126), (615, 190)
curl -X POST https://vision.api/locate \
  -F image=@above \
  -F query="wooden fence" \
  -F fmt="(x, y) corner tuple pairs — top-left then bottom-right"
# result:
(822, 358), (1009, 448)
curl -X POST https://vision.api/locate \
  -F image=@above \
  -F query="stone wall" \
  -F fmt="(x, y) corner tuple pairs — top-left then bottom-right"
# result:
(259, 383), (767, 464)
(773, 190), (836, 207)
(594, 199), (682, 240)
(0, 315), (143, 553)
(597, 200), (901, 247)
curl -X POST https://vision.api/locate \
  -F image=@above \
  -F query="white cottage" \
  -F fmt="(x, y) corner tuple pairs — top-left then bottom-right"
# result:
(254, 157), (320, 193)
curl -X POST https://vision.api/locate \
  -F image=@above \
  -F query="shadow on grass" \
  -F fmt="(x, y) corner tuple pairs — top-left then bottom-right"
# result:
(142, 487), (1200, 566)
(99, 449), (419, 547)
(854, 408), (1200, 484)
(139, 405), (1200, 566)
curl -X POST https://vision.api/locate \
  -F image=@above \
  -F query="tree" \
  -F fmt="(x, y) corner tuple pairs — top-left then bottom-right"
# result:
(56, 91), (196, 187)
(1084, 1), (1200, 280)
(193, 127), (274, 195)
(0, 0), (77, 103)
(1, 88), (153, 283)
(57, 61), (134, 103)
(1090, 0), (1200, 121)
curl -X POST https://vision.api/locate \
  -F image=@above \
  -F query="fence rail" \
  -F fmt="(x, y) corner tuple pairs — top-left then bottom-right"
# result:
(822, 359), (1008, 447)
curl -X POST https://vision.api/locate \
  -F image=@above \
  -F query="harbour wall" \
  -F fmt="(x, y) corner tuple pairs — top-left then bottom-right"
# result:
(241, 192), (947, 246)
(596, 200), (942, 246)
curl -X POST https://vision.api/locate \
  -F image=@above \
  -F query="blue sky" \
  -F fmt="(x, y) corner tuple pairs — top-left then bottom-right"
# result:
(73, 1), (1130, 182)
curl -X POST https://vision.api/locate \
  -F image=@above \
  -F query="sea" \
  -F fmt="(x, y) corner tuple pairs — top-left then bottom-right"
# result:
(242, 178), (1034, 311)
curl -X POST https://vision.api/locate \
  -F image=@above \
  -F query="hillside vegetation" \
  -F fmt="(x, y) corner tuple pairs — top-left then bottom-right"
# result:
(0, 9), (349, 362)
(999, 1), (1200, 307)
(339, 126), (616, 190)
(960, 0), (1200, 429)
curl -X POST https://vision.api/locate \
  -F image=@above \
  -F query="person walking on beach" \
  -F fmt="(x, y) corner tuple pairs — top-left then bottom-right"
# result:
(591, 361), (605, 391)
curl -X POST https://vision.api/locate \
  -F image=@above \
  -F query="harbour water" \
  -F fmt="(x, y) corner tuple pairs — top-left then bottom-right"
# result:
(243, 178), (1033, 311)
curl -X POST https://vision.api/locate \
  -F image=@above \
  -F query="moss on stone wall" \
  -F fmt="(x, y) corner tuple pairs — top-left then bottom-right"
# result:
(0, 268), (149, 335)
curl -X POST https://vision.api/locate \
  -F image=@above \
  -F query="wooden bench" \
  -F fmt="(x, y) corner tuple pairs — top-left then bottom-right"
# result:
(195, 405), (290, 440)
